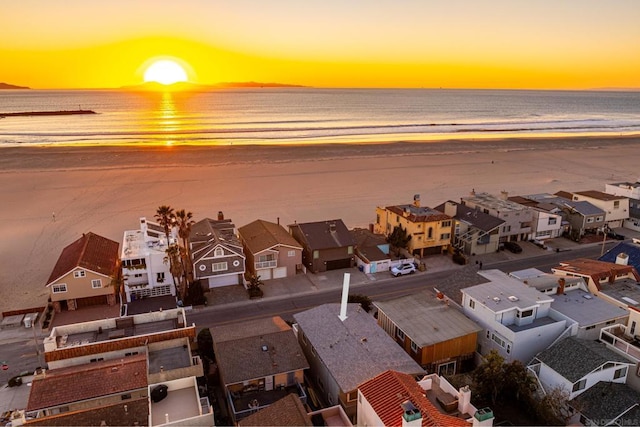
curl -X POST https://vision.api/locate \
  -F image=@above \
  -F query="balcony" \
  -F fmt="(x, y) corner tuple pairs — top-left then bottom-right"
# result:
(255, 260), (277, 269)
(149, 377), (213, 426)
(229, 381), (307, 421)
(600, 324), (640, 362)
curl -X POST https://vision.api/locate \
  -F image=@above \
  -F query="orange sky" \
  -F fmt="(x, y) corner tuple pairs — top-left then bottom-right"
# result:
(2, 0), (639, 89)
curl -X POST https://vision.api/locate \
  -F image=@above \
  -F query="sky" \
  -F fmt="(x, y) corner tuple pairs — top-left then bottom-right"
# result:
(1, 0), (639, 89)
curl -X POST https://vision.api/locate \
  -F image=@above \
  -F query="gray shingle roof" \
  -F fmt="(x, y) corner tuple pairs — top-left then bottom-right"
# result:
(374, 291), (481, 347)
(293, 304), (424, 392)
(434, 201), (504, 232)
(212, 318), (309, 385)
(573, 382), (640, 425)
(535, 337), (631, 383)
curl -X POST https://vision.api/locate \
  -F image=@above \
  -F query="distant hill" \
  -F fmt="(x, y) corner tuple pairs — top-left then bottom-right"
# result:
(212, 81), (306, 88)
(0, 82), (29, 89)
(121, 81), (306, 91)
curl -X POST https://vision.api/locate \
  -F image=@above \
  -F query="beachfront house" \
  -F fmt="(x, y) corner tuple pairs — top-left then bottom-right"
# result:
(374, 291), (481, 375)
(434, 200), (504, 256)
(121, 217), (177, 303)
(358, 370), (493, 427)
(374, 194), (453, 257)
(600, 240), (640, 274)
(288, 219), (355, 274)
(461, 270), (567, 364)
(210, 316), (309, 423)
(605, 180), (640, 231)
(527, 337), (636, 425)
(190, 213), (246, 289)
(238, 219), (303, 280)
(292, 303), (425, 420)
(564, 190), (630, 229)
(460, 191), (533, 243)
(507, 196), (564, 241)
(45, 232), (119, 313)
(349, 227), (392, 274)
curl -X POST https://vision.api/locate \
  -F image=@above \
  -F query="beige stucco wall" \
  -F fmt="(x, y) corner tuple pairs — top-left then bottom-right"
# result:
(49, 268), (114, 302)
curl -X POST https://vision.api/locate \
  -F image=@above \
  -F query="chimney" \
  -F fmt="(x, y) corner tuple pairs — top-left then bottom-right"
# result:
(616, 252), (629, 265)
(139, 217), (147, 232)
(329, 221), (337, 233)
(217, 211), (224, 220)
(443, 201), (457, 218)
(458, 385), (471, 414)
(338, 273), (350, 321)
(413, 194), (420, 208)
(473, 407), (494, 427)
(400, 400), (422, 427)
(500, 190), (509, 200)
(277, 217), (280, 226)
(556, 278), (566, 295)
(470, 188), (476, 196)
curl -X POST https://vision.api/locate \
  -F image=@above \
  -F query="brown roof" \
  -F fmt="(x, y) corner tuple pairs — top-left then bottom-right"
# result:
(46, 232), (119, 286)
(386, 205), (452, 224)
(27, 355), (148, 411)
(289, 219), (354, 250)
(238, 393), (312, 427)
(350, 227), (387, 248)
(24, 398), (149, 426)
(358, 370), (468, 427)
(554, 190), (574, 200)
(553, 258), (640, 289)
(239, 219), (302, 254)
(575, 190), (627, 201)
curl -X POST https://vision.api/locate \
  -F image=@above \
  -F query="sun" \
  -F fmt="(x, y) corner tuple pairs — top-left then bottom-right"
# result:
(143, 60), (188, 85)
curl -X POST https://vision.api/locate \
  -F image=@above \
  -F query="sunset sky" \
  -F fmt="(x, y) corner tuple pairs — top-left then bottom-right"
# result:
(2, 0), (639, 89)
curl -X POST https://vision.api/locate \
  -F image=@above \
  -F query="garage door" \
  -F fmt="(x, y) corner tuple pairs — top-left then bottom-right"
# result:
(76, 295), (109, 308)
(273, 267), (287, 279)
(208, 275), (239, 288)
(258, 268), (272, 281)
(325, 258), (351, 271)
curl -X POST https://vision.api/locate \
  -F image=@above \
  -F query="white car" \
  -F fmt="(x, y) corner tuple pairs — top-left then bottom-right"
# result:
(391, 263), (416, 277)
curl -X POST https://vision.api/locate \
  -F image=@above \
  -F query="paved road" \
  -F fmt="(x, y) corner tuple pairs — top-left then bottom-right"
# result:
(186, 242), (613, 329)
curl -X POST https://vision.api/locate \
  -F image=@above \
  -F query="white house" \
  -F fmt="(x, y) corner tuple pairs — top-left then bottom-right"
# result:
(461, 270), (566, 363)
(568, 190), (630, 229)
(528, 337), (633, 400)
(121, 217), (177, 303)
(605, 180), (640, 231)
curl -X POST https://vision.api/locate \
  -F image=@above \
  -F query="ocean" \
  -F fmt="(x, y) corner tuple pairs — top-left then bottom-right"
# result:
(1, 88), (639, 147)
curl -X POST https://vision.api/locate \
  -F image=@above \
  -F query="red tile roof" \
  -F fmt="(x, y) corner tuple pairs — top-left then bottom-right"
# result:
(46, 232), (120, 285)
(386, 205), (452, 224)
(27, 355), (148, 411)
(359, 370), (468, 427)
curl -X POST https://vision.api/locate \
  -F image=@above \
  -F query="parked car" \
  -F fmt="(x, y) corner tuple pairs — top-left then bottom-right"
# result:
(391, 263), (416, 277)
(503, 241), (523, 253)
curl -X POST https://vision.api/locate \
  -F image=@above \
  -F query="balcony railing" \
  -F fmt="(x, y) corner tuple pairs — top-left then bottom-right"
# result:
(255, 260), (277, 269)
(229, 381), (306, 421)
(600, 324), (640, 362)
(200, 397), (212, 415)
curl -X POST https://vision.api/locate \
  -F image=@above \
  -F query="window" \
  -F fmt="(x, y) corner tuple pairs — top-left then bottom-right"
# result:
(313, 250), (319, 259)
(428, 227), (433, 239)
(212, 262), (228, 272)
(596, 216), (603, 222)
(614, 367), (627, 379)
(396, 215), (400, 223)
(614, 201), (620, 209)
(121, 394), (132, 400)
(440, 233), (451, 240)
(586, 217), (594, 223)
(91, 279), (102, 289)
(347, 391), (358, 402)
(288, 250), (295, 257)
(74, 270), (86, 278)
(469, 299), (475, 309)
(631, 321), (636, 336)
(410, 341), (419, 353)
(548, 217), (557, 225)
(90, 357), (104, 363)
(256, 254), (276, 268)
(442, 220), (451, 228)
(157, 272), (165, 283)
(517, 309), (534, 318)
(52, 284), (67, 293)
(572, 379), (586, 392)
(396, 328), (405, 340)
(438, 361), (456, 376)
(348, 246), (353, 255)
(214, 247), (224, 257)
(124, 351), (139, 357)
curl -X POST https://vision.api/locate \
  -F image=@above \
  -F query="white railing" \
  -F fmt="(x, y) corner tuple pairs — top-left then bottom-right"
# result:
(600, 325), (640, 362)
(255, 260), (277, 269)
(200, 397), (212, 414)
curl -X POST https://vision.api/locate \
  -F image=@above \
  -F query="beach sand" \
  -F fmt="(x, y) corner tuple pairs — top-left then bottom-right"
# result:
(1, 135), (639, 314)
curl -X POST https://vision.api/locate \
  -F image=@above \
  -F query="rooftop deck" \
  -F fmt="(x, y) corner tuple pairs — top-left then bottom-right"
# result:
(230, 382), (307, 421)
(600, 324), (640, 362)
(149, 378), (212, 426)
(423, 375), (473, 421)
(57, 318), (177, 348)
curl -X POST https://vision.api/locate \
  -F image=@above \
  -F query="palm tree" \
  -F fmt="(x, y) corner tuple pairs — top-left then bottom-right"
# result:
(164, 244), (186, 302)
(155, 205), (175, 243)
(174, 209), (195, 282)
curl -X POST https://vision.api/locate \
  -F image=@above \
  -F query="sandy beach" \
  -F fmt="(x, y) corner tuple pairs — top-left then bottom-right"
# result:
(1, 135), (639, 314)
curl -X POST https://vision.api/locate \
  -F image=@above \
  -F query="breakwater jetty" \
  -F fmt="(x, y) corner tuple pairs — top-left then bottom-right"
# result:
(0, 109), (96, 118)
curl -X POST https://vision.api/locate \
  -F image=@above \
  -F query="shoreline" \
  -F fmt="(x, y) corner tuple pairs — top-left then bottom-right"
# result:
(2, 134), (640, 172)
